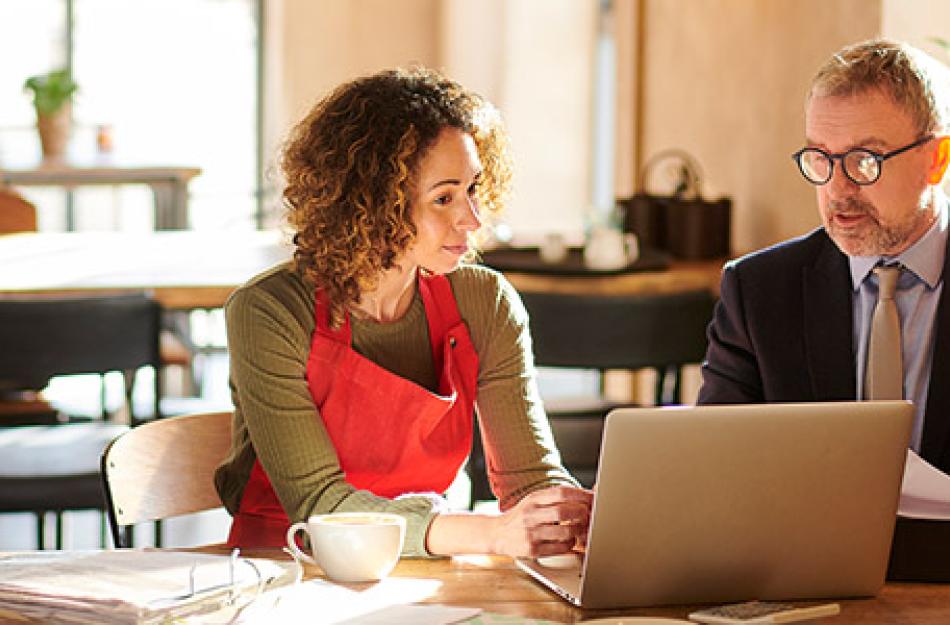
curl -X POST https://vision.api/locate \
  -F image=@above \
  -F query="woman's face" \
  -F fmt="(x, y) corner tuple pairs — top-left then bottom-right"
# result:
(401, 126), (483, 275)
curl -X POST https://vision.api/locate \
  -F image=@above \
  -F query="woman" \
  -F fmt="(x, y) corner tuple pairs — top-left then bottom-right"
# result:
(215, 67), (591, 558)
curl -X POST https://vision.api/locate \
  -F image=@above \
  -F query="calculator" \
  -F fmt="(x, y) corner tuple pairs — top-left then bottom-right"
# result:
(688, 600), (840, 624)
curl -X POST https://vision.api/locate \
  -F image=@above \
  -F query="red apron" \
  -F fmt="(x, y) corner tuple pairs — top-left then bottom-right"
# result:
(227, 274), (479, 547)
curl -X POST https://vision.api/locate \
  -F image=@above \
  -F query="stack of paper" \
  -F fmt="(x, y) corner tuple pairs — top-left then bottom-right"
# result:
(0, 550), (288, 625)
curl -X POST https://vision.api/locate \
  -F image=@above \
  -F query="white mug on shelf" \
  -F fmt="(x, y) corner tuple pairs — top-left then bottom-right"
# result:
(539, 232), (569, 264)
(583, 227), (639, 271)
(285, 512), (406, 582)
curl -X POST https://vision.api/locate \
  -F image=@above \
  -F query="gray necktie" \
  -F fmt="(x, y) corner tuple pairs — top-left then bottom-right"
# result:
(866, 265), (903, 400)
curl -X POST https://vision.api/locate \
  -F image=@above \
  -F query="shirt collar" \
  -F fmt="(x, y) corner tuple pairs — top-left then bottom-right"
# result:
(848, 205), (948, 291)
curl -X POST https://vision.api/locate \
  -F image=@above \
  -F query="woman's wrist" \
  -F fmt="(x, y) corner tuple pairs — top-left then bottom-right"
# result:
(425, 511), (501, 556)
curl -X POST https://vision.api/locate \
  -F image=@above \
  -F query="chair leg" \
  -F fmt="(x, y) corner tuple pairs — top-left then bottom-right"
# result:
(101, 373), (110, 420)
(154, 364), (163, 423)
(655, 366), (683, 405)
(654, 369), (667, 405)
(112, 525), (128, 549)
(36, 511), (46, 550)
(122, 369), (136, 424)
(671, 367), (683, 405)
(55, 511), (65, 550)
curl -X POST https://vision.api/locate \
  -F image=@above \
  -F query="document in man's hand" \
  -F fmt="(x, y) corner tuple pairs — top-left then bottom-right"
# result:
(0, 549), (289, 625)
(889, 450), (950, 581)
(899, 449), (950, 519)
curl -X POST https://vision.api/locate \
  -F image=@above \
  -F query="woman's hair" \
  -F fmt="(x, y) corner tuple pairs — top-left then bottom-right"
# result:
(283, 66), (512, 324)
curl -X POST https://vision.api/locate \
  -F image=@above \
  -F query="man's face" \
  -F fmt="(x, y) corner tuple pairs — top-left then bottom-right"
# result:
(805, 89), (938, 256)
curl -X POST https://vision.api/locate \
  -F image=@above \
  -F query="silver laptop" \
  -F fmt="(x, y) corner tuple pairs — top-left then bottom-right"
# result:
(517, 401), (913, 609)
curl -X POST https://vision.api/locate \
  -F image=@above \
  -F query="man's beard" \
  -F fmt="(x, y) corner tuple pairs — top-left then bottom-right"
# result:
(824, 194), (932, 256)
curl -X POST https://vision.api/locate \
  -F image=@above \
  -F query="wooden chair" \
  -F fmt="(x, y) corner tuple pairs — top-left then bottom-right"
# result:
(0, 187), (38, 233)
(0, 293), (163, 548)
(101, 411), (232, 548)
(469, 289), (716, 497)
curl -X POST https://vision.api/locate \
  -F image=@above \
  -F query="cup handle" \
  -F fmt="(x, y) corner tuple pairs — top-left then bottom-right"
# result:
(286, 522), (319, 566)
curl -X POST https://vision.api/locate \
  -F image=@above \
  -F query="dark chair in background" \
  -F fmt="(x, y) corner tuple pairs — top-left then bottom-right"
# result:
(469, 289), (716, 499)
(0, 187), (201, 398)
(521, 289), (716, 405)
(0, 293), (162, 548)
(0, 293), (163, 424)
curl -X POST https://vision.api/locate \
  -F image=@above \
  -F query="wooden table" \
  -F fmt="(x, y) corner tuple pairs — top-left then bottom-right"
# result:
(1, 160), (201, 230)
(0, 230), (292, 309)
(196, 545), (950, 623)
(502, 259), (723, 297)
(0, 232), (723, 311)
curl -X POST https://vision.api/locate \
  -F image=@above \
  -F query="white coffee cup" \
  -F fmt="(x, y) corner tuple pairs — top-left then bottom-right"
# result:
(286, 512), (406, 582)
(583, 227), (639, 271)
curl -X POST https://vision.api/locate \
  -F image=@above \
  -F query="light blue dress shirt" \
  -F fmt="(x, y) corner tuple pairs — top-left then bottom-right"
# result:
(850, 209), (948, 451)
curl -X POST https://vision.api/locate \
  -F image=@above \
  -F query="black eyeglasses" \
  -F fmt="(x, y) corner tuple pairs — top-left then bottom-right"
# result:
(792, 135), (933, 185)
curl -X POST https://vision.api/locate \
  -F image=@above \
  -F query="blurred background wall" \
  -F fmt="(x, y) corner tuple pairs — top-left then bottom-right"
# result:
(262, 0), (950, 254)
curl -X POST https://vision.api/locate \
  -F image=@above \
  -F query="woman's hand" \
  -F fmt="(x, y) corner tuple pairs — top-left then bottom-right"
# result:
(424, 485), (593, 557)
(490, 485), (593, 558)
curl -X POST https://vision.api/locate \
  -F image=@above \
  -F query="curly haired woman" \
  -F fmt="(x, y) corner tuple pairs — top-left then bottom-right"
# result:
(215, 67), (591, 557)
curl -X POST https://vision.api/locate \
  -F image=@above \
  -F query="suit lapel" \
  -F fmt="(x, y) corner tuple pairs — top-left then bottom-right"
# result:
(920, 233), (950, 467)
(802, 233), (855, 400)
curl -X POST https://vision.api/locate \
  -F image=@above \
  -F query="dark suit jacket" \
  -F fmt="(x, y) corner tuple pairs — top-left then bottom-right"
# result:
(698, 227), (950, 473)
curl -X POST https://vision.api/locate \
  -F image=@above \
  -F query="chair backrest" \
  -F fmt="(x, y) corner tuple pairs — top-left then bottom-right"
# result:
(0, 293), (163, 424)
(0, 293), (161, 390)
(101, 411), (233, 548)
(519, 289), (715, 372)
(468, 288), (717, 496)
(0, 188), (38, 233)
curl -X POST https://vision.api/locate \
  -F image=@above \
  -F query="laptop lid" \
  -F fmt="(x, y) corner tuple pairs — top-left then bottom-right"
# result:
(519, 401), (913, 609)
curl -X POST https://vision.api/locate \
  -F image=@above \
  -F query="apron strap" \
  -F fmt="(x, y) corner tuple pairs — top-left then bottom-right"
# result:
(315, 289), (351, 344)
(418, 273), (463, 379)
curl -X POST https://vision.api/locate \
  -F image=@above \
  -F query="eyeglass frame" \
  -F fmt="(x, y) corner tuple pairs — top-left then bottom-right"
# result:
(791, 134), (934, 186)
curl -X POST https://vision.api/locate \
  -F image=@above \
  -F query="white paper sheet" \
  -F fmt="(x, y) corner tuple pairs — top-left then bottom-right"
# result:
(220, 576), (479, 625)
(899, 450), (950, 520)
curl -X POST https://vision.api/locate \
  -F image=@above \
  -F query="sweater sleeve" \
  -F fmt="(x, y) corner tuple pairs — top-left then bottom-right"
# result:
(219, 272), (443, 557)
(452, 267), (580, 510)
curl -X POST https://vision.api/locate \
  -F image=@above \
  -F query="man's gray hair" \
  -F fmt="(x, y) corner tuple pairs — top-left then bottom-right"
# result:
(810, 38), (950, 134)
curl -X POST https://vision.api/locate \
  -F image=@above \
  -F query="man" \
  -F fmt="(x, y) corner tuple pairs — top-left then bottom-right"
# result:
(698, 39), (950, 473)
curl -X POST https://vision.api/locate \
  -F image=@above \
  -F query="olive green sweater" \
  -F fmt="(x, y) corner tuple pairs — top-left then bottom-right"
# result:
(214, 262), (577, 556)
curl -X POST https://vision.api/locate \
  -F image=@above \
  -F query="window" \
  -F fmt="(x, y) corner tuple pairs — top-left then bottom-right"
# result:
(0, 0), (262, 232)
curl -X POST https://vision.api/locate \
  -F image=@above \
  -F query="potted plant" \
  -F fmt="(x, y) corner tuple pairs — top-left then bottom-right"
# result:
(23, 68), (78, 159)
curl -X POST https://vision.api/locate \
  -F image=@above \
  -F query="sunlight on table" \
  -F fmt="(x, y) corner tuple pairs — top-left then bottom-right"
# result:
(221, 576), (445, 625)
